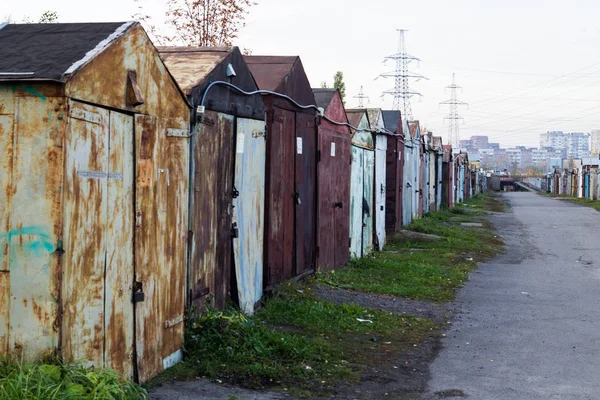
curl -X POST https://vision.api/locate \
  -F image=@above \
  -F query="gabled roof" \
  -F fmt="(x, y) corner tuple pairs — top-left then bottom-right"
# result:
(0, 22), (134, 81)
(158, 47), (232, 93)
(312, 88), (337, 109)
(366, 108), (383, 131)
(345, 109), (369, 129)
(382, 110), (401, 133)
(245, 55), (299, 91)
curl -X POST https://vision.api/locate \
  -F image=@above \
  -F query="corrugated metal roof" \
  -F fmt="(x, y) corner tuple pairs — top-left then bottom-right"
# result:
(0, 22), (132, 81)
(158, 47), (231, 93)
(245, 55), (299, 91)
(312, 88), (337, 109)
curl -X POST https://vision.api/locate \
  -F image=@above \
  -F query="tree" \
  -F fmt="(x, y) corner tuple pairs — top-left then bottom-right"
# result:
(38, 11), (59, 23)
(134, 0), (256, 46)
(320, 81), (327, 88)
(20, 10), (59, 23)
(333, 71), (346, 105)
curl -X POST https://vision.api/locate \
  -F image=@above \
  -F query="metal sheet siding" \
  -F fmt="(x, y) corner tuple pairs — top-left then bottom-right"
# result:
(105, 111), (135, 379)
(350, 146), (364, 258)
(317, 126), (351, 270)
(385, 135), (403, 232)
(374, 134), (387, 250)
(264, 107), (295, 285)
(232, 118), (266, 315)
(362, 150), (375, 255)
(295, 112), (317, 276)
(4, 90), (63, 361)
(134, 114), (189, 383)
(62, 101), (110, 367)
(188, 111), (234, 309)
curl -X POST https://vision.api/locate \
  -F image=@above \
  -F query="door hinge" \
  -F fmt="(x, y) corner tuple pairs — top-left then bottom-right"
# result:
(136, 211), (142, 227)
(132, 281), (145, 303)
(317, 150), (321, 163)
(231, 222), (239, 238)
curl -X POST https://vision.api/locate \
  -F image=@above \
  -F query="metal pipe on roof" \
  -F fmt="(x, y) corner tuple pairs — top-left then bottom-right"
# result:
(0, 72), (35, 75)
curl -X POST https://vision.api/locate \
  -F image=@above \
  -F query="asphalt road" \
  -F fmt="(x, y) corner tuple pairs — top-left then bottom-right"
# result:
(427, 193), (600, 400)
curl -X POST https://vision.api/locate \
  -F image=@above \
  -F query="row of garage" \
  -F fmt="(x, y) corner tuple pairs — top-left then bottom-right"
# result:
(0, 22), (484, 382)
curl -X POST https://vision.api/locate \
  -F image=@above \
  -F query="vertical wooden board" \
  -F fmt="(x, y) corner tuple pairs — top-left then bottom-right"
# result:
(0, 272), (9, 355)
(233, 118), (266, 314)
(104, 111), (134, 379)
(135, 115), (189, 382)
(316, 129), (335, 271)
(384, 136), (398, 233)
(294, 113), (316, 276)
(374, 136), (387, 251)
(350, 147), (363, 258)
(62, 100), (109, 366)
(333, 134), (351, 268)
(188, 111), (233, 308)
(264, 108), (295, 285)
(363, 150), (375, 256)
(0, 115), (14, 273)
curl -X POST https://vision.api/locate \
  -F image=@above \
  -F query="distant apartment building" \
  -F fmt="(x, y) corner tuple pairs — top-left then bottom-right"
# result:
(566, 132), (589, 159)
(532, 148), (548, 164)
(471, 136), (489, 149)
(459, 139), (473, 150)
(539, 131), (590, 159)
(488, 143), (500, 150)
(591, 129), (600, 155)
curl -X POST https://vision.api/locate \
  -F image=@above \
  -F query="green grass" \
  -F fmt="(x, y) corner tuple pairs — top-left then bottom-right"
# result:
(317, 193), (505, 302)
(0, 358), (146, 400)
(149, 289), (438, 394)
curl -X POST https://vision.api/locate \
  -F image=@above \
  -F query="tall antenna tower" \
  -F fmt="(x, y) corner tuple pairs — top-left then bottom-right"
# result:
(440, 73), (468, 149)
(379, 29), (427, 121)
(354, 86), (369, 108)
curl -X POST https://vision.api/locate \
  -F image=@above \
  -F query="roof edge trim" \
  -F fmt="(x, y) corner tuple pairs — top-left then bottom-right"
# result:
(63, 21), (135, 77)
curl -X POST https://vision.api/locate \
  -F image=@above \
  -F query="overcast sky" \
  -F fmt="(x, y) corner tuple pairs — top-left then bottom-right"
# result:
(4, 0), (600, 148)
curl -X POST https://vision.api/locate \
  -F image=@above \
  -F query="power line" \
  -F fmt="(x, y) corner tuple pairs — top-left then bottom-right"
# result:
(378, 29), (427, 120)
(440, 73), (468, 148)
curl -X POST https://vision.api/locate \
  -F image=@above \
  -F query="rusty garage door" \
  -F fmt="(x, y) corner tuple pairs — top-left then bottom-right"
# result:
(232, 118), (266, 315)
(62, 100), (134, 378)
(317, 127), (351, 271)
(188, 111), (234, 309)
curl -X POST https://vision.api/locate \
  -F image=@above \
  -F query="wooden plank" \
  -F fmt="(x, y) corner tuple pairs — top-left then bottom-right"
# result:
(317, 129), (335, 271)
(62, 100), (109, 367)
(333, 133), (351, 268)
(104, 111), (134, 379)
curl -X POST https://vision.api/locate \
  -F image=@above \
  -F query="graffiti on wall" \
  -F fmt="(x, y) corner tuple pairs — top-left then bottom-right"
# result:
(0, 226), (55, 265)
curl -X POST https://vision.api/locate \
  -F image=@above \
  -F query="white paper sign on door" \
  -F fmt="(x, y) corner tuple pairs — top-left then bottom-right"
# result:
(236, 133), (245, 154)
(331, 142), (336, 157)
(297, 137), (303, 154)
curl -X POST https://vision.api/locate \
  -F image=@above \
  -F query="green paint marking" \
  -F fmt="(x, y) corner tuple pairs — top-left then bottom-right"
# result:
(23, 87), (46, 101)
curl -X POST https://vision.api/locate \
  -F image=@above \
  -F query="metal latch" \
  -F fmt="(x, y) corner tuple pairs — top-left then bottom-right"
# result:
(232, 185), (240, 198)
(132, 282), (145, 303)
(334, 202), (343, 209)
(295, 192), (301, 205)
(231, 222), (239, 238)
